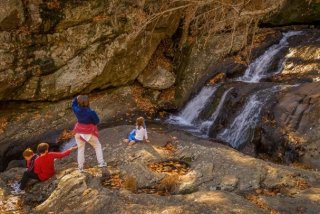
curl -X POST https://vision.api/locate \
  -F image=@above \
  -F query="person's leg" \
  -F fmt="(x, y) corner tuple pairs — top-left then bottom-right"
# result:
(75, 134), (86, 170)
(19, 171), (39, 190)
(87, 135), (105, 166)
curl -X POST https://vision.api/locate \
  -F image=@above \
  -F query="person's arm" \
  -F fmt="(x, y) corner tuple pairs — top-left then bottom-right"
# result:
(34, 160), (41, 175)
(90, 110), (100, 125)
(72, 97), (80, 113)
(144, 128), (148, 140)
(50, 149), (72, 159)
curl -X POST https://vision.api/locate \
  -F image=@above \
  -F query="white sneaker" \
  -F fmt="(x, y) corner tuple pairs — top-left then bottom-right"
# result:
(10, 182), (20, 189)
(98, 162), (107, 168)
(11, 188), (25, 195)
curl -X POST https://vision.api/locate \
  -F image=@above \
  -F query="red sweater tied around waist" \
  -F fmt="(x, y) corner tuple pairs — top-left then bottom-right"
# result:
(73, 122), (99, 137)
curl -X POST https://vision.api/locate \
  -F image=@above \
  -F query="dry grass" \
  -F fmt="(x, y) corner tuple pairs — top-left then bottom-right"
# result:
(157, 174), (179, 194)
(123, 175), (138, 193)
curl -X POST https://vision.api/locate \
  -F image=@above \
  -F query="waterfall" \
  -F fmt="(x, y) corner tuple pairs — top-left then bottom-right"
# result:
(199, 88), (233, 135)
(238, 31), (303, 83)
(217, 86), (279, 148)
(167, 30), (306, 149)
(167, 85), (219, 126)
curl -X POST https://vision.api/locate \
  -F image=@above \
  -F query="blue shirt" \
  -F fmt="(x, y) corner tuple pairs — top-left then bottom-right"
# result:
(72, 98), (100, 125)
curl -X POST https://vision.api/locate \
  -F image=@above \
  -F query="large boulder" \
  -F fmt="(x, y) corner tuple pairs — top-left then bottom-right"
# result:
(0, 0), (181, 101)
(138, 65), (176, 90)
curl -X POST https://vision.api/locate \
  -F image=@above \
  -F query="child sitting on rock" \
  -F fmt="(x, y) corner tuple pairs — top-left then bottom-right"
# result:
(34, 143), (77, 182)
(124, 117), (150, 146)
(72, 95), (107, 172)
(11, 148), (39, 195)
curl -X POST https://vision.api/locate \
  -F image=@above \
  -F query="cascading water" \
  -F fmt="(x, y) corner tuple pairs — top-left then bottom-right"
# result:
(238, 31), (303, 82)
(167, 30), (304, 149)
(217, 86), (279, 148)
(199, 88), (233, 135)
(168, 85), (219, 126)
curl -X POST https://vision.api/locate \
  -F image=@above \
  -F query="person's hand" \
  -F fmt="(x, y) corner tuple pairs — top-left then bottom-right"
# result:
(70, 146), (78, 152)
(145, 139), (150, 144)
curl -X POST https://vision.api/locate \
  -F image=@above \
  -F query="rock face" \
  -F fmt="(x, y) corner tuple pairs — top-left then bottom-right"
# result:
(265, 0), (320, 26)
(1, 125), (320, 213)
(0, 0), (25, 31)
(138, 65), (176, 90)
(0, 0), (181, 101)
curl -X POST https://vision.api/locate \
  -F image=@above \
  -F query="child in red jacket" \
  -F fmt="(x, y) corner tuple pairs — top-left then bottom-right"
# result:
(34, 143), (77, 181)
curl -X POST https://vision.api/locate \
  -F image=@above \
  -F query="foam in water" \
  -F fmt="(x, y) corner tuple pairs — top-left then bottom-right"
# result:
(217, 86), (279, 148)
(199, 87), (233, 135)
(238, 31), (303, 83)
(168, 85), (219, 126)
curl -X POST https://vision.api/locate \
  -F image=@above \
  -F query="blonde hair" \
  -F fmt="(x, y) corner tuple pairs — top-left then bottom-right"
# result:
(136, 117), (145, 129)
(23, 148), (34, 158)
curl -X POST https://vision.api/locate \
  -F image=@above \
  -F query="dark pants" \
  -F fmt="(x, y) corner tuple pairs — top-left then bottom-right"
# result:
(19, 171), (39, 190)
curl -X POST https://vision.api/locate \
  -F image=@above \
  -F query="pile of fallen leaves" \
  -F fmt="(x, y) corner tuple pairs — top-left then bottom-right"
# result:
(254, 187), (283, 197)
(245, 194), (280, 214)
(0, 117), (8, 134)
(101, 174), (122, 189)
(132, 85), (156, 114)
(158, 142), (177, 155)
(294, 178), (310, 190)
(56, 130), (75, 144)
(208, 73), (226, 85)
(148, 160), (189, 175)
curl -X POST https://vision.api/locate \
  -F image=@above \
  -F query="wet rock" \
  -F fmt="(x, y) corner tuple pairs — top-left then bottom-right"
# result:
(175, 30), (248, 107)
(273, 82), (320, 169)
(138, 66), (176, 90)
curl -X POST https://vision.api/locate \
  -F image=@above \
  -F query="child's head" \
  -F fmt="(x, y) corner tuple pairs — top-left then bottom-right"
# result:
(136, 117), (145, 128)
(23, 148), (34, 161)
(77, 95), (89, 107)
(37, 142), (49, 154)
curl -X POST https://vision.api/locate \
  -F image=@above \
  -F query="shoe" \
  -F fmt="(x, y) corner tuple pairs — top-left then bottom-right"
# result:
(11, 188), (25, 195)
(10, 182), (20, 189)
(98, 162), (107, 168)
(78, 167), (84, 173)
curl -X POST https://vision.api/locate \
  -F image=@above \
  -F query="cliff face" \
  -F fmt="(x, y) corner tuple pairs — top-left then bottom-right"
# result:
(1, 0), (319, 103)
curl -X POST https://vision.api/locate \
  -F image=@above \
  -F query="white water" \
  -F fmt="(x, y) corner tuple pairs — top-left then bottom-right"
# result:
(166, 30), (305, 148)
(200, 88), (233, 135)
(238, 31), (303, 83)
(168, 85), (219, 126)
(60, 138), (77, 151)
(217, 86), (279, 148)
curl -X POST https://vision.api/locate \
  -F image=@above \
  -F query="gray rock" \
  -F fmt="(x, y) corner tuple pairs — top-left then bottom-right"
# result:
(138, 66), (176, 90)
